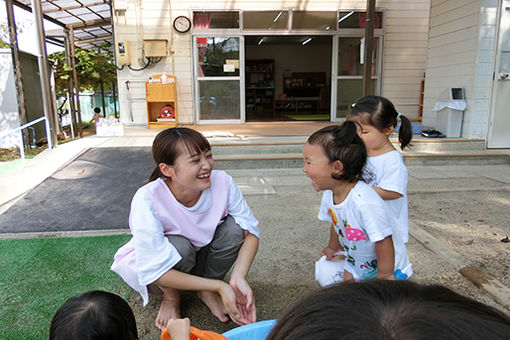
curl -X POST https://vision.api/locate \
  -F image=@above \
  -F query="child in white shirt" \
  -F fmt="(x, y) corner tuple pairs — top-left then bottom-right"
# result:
(303, 123), (412, 282)
(348, 96), (412, 243)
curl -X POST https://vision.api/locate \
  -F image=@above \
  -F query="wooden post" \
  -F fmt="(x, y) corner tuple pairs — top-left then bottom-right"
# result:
(69, 26), (83, 138)
(112, 80), (118, 118)
(363, 0), (376, 96)
(64, 28), (76, 138)
(30, 0), (58, 147)
(101, 80), (106, 117)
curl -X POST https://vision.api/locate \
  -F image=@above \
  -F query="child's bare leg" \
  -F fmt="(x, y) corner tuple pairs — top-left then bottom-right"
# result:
(155, 286), (181, 331)
(343, 270), (355, 282)
(198, 290), (229, 322)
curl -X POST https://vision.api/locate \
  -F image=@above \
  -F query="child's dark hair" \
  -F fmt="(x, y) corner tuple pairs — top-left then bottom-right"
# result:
(267, 280), (510, 340)
(49, 290), (138, 340)
(348, 95), (412, 150)
(93, 107), (101, 114)
(149, 127), (211, 182)
(307, 121), (367, 182)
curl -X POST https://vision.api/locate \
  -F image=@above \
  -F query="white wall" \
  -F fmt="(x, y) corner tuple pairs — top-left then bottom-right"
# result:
(113, 0), (430, 125)
(0, 50), (21, 148)
(422, 0), (498, 138)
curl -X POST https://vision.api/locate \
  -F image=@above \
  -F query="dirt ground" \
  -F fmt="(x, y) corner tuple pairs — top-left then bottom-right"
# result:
(127, 170), (510, 339)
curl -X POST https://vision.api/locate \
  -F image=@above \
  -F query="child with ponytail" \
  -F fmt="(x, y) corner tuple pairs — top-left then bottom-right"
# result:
(348, 96), (412, 243)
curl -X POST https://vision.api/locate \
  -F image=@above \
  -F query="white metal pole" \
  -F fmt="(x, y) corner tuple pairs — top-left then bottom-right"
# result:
(18, 130), (25, 162)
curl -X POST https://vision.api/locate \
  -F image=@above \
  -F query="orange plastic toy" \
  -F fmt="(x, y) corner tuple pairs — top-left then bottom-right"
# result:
(161, 326), (229, 340)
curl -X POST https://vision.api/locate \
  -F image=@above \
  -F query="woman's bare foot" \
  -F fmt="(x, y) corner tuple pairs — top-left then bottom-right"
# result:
(155, 286), (181, 331)
(198, 290), (229, 322)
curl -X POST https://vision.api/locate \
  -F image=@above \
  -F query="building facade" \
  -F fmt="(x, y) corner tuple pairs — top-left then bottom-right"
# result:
(112, 0), (431, 128)
(422, 0), (509, 147)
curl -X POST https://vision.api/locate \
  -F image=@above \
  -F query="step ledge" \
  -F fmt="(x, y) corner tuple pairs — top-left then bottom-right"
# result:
(403, 153), (508, 158)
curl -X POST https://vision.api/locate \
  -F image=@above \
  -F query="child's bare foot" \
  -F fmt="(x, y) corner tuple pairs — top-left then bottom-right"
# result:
(155, 287), (181, 331)
(198, 290), (229, 322)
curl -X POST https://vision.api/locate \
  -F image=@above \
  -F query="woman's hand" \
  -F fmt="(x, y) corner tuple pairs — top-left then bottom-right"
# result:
(216, 281), (245, 325)
(229, 275), (257, 324)
(166, 318), (190, 340)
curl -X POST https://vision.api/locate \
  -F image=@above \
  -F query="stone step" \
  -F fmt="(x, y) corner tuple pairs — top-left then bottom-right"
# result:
(396, 138), (486, 152)
(211, 138), (488, 155)
(213, 151), (509, 169)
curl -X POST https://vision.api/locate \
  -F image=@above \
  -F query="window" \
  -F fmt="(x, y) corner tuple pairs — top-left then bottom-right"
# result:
(292, 11), (337, 31)
(193, 11), (239, 29)
(338, 11), (383, 29)
(243, 10), (288, 30)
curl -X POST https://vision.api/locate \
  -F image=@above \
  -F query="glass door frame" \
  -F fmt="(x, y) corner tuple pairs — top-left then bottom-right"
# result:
(330, 32), (384, 122)
(192, 33), (245, 124)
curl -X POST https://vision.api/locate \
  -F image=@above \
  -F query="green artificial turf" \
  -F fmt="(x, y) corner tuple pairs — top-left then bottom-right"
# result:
(0, 159), (24, 178)
(0, 234), (132, 339)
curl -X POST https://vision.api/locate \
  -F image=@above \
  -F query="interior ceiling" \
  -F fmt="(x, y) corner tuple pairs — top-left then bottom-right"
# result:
(12, 0), (112, 51)
(245, 35), (332, 46)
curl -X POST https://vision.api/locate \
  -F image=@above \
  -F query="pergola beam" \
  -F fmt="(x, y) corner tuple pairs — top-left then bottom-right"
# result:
(11, 0), (65, 27)
(74, 35), (113, 45)
(43, 1), (108, 14)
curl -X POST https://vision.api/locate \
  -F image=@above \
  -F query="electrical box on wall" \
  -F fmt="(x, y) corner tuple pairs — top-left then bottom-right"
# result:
(144, 39), (168, 57)
(116, 41), (130, 65)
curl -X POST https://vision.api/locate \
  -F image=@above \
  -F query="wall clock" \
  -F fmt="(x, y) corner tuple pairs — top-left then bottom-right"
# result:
(173, 16), (191, 33)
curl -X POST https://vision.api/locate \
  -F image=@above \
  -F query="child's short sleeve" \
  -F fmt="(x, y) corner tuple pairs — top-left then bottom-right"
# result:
(318, 190), (333, 222)
(130, 188), (182, 286)
(369, 152), (407, 195)
(357, 193), (393, 243)
(227, 176), (260, 238)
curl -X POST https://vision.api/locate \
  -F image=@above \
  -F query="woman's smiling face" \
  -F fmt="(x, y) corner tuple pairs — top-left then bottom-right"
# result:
(165, 141), (215, 195)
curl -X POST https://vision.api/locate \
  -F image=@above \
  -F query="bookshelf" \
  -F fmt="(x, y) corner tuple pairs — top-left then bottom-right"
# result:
(245, 59), (275, 120)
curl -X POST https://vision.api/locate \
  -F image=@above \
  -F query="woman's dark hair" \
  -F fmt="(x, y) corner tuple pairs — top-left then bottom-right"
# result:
(307, 122), (368, 182)
(149, 127), (211, 182)
(49, 290), (138, 340)
(348, 95), (412, 150)
(267, 280), (510, 340)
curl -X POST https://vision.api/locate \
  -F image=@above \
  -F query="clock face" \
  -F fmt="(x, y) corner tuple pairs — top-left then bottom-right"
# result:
(173, 16), (191, 33)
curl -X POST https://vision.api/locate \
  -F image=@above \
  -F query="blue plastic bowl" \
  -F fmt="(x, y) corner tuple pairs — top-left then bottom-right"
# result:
(222, 319), (277, 340)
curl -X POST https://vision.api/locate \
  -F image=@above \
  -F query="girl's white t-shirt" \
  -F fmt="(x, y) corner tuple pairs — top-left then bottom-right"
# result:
(318, 181), (412, 281)
(366, 150), (409, 243)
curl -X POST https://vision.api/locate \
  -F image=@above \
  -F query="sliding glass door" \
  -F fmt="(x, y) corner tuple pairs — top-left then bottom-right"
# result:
(194, 36), (244, 123)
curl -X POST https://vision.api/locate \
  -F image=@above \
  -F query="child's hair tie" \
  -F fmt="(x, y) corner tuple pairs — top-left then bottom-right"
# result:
(397, 113), (402, 118)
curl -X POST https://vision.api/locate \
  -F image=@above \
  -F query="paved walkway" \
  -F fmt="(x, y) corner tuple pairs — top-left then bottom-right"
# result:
(1, 125), (509, 337)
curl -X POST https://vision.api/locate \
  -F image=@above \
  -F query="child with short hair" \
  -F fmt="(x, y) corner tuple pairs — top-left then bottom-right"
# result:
(303, 122), (412, 282)
(348, 95), (412, 243)
(266, 280), (510, 340)
(49, 290), (138, 340)
(111, 127), (259, 330)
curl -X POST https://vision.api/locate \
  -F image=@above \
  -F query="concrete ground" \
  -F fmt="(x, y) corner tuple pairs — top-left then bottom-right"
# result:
(1, 125), (509, 339)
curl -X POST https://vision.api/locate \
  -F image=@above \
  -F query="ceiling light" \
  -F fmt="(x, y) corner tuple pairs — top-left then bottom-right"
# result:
(338, 10), (355, 23)
(302, 37), (312, 45)
(274, 11), (283, 23)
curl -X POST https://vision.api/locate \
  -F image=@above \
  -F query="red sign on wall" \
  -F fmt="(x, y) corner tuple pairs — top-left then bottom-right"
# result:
(196, 37), (207, 47)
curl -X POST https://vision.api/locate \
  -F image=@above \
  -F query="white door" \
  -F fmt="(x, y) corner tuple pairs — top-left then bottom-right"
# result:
(488, 2), (510, 148)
